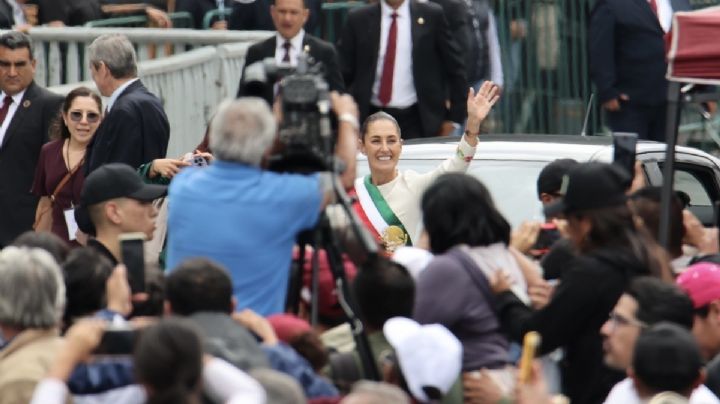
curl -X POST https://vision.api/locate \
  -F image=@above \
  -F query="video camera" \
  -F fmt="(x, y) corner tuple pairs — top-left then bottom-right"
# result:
(240, 54), (333, 174)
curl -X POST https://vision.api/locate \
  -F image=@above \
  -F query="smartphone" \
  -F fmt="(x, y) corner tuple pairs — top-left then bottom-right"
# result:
(518, 331), (541, 384)
(612, 132), (638, 177)
(94, 324), (137, 355)
(191, 156), (208, 167)
(529, 223), (561, 258)
(119, 232), (146, 294)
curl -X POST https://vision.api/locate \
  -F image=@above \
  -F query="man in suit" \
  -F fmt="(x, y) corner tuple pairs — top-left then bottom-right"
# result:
(0, 31), (63, 247)
(590, 0), (691, 141)
(236, 0), (344, 104)
(85, 33), (170, 174)
(337, 0), (467, 139)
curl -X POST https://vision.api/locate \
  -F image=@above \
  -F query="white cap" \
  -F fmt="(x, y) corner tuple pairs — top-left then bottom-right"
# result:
(383, 317), (462, 402)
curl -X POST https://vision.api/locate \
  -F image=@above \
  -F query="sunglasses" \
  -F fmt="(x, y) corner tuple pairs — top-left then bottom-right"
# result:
(69, 111), (101, 124)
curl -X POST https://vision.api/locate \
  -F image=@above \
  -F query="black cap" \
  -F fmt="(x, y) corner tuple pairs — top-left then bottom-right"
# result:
(633, 322), (703, 394)
(543, 162), (630, 217)
(75, 163), (167, 235)
(536, 159), (579, 198)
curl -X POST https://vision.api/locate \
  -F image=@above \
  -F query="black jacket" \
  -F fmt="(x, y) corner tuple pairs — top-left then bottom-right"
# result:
(496, 247), (651, 404)
(337, 0), (467, 137)
(85, 80), (169, 174)
(237, 33), (345, 104)
(589, 0), (691, 106)
(0, 82), (63, 247)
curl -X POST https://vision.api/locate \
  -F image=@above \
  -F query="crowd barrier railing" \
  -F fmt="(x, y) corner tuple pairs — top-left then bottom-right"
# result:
(26, 27), (271, 88)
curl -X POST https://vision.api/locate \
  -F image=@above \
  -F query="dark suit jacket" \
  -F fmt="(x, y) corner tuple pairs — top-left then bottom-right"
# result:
(337, 1), (467, 137)
(85, 80), (169, 174)
(590, 0), (691, 106)
(0, 82), (63, 247)
(237, 33), (345, 104)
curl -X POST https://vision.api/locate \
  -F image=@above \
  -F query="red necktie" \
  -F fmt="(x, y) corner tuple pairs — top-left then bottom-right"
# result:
(378, 12), (398, 106)
(0, 95), (13, 125)
(648, 0), (658, 17)
(282, 41), (292, 63)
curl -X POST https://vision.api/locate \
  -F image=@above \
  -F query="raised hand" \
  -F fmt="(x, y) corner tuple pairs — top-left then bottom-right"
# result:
(466, 81), (501, 137)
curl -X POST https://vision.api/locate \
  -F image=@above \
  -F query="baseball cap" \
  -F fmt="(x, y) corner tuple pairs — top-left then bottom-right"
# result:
(267, 314), (312, 344)
(536, 158), (579, 198)
(383, 317), (462, 402)
(543, 162), (631, 217)
(75, 163), (167, 235)
(676, 262), (720, 309)
(632, 322), (703, 394)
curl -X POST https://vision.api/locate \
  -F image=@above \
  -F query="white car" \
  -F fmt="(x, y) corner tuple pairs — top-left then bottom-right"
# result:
(357, 135), (720, 228)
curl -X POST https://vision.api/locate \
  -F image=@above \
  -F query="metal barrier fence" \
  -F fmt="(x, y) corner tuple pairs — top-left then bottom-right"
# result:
(492, 0), (720, 138)
(48, 37), (272, 159)
(27, 27), (271, 88)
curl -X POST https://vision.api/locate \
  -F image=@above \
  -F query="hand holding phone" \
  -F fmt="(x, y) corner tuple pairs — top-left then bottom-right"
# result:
(120, 233), (146, 294)
(612, 132), (638, 178)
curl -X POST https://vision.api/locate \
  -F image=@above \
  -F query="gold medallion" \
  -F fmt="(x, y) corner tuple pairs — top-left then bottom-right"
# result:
(382, 225), (408, 253)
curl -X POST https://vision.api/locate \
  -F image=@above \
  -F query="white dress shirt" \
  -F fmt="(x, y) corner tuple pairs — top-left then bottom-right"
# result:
(106, 78), (139, 113)
(371, 0), (417, 108)
(275, 30), (306, 66)
(654, 0), (673, 33)
(0, 89), (26, 148)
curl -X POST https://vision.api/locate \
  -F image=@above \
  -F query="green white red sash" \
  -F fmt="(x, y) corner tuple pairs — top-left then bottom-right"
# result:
(354, 176), (412, 249)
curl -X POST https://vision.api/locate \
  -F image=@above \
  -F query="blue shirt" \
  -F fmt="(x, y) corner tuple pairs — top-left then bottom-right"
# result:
(166, 161), (322, 316)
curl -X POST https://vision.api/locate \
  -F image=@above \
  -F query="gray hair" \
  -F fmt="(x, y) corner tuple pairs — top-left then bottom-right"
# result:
(0, 31), (33, 58)
(342, 381), (410, 404)
(209, 97), (276, 166)
(0, 247), (65, 328)
(88, 34), (137, 79)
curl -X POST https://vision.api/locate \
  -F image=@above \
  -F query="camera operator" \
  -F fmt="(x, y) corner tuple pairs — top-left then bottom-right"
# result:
(166, 94), (358, 317)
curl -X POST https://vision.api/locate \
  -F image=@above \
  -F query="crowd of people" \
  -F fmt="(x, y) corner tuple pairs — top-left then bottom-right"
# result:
(0, 0), (718, 402)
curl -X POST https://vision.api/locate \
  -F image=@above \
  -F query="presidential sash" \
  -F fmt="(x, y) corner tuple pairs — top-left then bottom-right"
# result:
(354, 176), (412, 252)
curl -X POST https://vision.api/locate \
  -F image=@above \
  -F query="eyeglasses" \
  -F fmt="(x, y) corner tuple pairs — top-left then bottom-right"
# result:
(69, 111), (100, 124)
(608, 312), (647, 330)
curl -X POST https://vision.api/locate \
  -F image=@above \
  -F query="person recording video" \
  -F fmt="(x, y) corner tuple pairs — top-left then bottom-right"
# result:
(166, 94), (358, 317)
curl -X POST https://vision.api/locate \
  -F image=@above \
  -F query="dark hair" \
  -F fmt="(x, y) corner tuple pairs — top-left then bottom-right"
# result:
(630, 186), (684, 258)
(11, 231), (69, 264)
(61, 247), (114, 327)
(49, 86), (103, 140)
(625, 277), (694, 329)
(0, 31), (33, 58)
(289, 331), (329, 372)
(130, 266), (165, 318)
(271, 0), (309, 9)
(353, 257), (415, 330)
(568, 204), (668, 279)
(360, 111), (401, 141)
(633, 322), (703, 396)
(422, 173), (511, 254)
(134, 318), (203, 404)
(165, 258), (233, 315)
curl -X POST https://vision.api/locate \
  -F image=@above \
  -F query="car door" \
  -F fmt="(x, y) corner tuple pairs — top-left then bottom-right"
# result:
(641, 151), (720, 226)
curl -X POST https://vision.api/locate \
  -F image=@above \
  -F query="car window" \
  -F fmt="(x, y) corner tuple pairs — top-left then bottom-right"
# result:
(357, 159), (547, 228)
(674, 169), (712, 207)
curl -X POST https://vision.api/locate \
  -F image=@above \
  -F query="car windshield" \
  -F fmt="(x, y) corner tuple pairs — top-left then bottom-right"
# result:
(357, 159), (548, 228)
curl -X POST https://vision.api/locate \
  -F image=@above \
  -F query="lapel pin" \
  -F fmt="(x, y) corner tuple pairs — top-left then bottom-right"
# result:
(304, 45), (310, 53)
(417, 17), (425, 25)
(22, 100), (30, 108)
